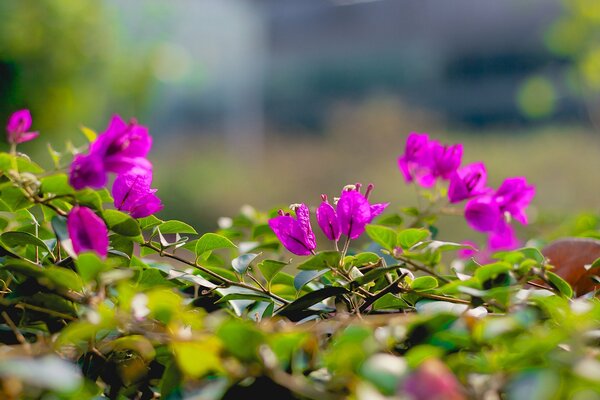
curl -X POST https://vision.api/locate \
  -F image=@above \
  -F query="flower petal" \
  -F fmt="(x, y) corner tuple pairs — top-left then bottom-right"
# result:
(67, 206), (109, 258)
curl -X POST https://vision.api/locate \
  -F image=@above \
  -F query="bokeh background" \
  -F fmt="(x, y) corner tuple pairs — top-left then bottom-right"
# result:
(1, 0), (599, 241)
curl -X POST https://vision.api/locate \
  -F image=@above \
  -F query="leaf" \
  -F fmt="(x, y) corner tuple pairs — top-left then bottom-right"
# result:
(40, 174), (75, 196)
(80, 125), (97, 142)
(293, 269), (329, 291)
(258, 260), (288, 283)
(75, 252), (108, 283)
(216, 292), (272, 304)
(138, 215), (163, 230)
(45, 266), (84, 292)
(157, 220), (197, 235)
(375, 213), (404, 227)
(397, 228), (429, 250)
(172, 338), (223, 377)
(587, 257), (600, 271)
(410, 276), (438, 291)
(194, 233), (236, 257)
(545, 271), (573, 298)
(166, 268), (218, 289)
(276, 286), (349, 318)
(74, 189), (103, 209)
(0, 186), (31, 211)
(344, 252), (381, 269)
(232, 253), (259, 275)
(297, 251), (341, 270)
(365, 225), (398, 251)
(1, 231), (51, 253)
(475, 262), (511, 289)
(350, 265), (401, 287)
(102, 209), (141, 238)
(372, 293), (409, 310)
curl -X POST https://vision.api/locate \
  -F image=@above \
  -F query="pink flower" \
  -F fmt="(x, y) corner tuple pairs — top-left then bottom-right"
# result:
(316, 184), (389, 241)
(268, 204), (317, 256)
(69, 115), (152, 190)
(448, 162), (490, 203)
(67, 206), (109, 258)
(112, 168), (163, 218)
(6, 109), (39, 144)
(398, 133), (463, 188)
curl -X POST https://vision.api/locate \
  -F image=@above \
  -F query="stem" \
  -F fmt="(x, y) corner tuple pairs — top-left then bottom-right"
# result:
(2, 311), (31, 353)
(359, 274), (406, 313)
(142, 242), (290, 305)
(396, 256), (450, 283)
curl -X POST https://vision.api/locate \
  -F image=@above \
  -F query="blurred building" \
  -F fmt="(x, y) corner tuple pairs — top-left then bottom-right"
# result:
(114, 0), (577, 139)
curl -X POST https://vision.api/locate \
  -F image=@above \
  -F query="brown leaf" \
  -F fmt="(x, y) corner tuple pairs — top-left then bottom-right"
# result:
(542, 238), (600, 295)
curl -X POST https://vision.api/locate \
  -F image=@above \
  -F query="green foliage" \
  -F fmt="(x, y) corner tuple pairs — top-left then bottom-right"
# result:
(0, 131), (599, 400)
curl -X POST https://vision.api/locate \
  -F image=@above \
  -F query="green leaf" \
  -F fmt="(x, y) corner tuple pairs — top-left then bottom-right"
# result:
(216, 292), (272, 304)
(587, 257), (600, 270)
(397, 228), (429, 250)
(410, 276), (438, 291)
(375, 213), (404, 227)
(40, 174), (75, 196)
(475, 262), (511, 289)
(194, 233), (236, 257)
(372, 293), (409, 310)
(157, 220), (197, 235)
(45, 266), (84, 292)
(545, 271), (573, 298)
(344, 252), (381, 269)
(297, 251), (341, 270)
(102, 209), (141, 238)
(258, 260), (288, 283)
(350, 265), (401, 287)
(232, 253), (259, 275)
(138, 215), (163, 230)
(0, 153), (43, 174)
(172, 338), (223, 377)
(365, 225), (398, 251)
(80, 125), (97, 142)
(1, 231), (51, 253)
(74, 189), (103, 209)
(75, 252), (108, 283)
(0, 186), (31, 211)
(276, 286), (349, 318)
(293, 269), (329, 291)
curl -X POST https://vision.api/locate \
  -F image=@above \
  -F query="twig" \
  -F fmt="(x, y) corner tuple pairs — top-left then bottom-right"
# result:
(142, 242), (290, 305)
(359, 274), (406, 313)
(396, 256), (451, 283)
(2, 311), (31, 353)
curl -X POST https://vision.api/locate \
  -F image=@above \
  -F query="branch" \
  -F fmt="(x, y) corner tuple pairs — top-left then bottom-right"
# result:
(142, 242), (290, 305)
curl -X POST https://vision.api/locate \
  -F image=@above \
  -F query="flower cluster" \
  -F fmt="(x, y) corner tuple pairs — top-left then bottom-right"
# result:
(269, 184), (388, 256)
(6, 109), (39, 145)
(398, 132), (535, 251)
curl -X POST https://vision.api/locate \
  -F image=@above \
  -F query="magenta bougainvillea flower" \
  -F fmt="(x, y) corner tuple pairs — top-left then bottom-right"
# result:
(317, 184), (389, 241)
(494, 177), (536, 225)
(6, 109), (39, 145)
(398, 132), (436, 187)
(316, 195), (341, 241)
(398, 133), (462, 187)
(464, 195), (501, 232)
(402, 359), (466, 400)
(67, 206), (109, 258)
(268, 204), (317, 256)
(431, 141), (463, 180)
(69, 115), (152, 190)
(448, 162), (490, 203)
(112, 168), (163, 218)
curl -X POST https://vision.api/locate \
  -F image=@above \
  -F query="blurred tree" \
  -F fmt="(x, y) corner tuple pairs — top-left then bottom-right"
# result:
(0, 0), (154, 139)
(519, 0), (600, 124)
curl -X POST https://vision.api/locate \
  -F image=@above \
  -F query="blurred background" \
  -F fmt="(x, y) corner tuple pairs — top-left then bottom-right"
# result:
(1, 0), (599, 240)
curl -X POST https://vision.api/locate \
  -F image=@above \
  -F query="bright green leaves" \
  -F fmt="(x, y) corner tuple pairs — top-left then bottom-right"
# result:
(75, 252), (108, 283)
(545, 271), (573, 298)
(232, 253), (259, 275)
(156, 220), (197, 235)
(257, 259), (287, 283)
(298, 251), (341, 270)
(365, 225), (430, 252)
(40, 174), (75, 197)
(194, 233), (236, 258)
(1, 231), (52, 254)
(172, 338), (223, 378)
(365, 225), (398, 251)
(103, 210), (142, 240)
(410, 276), (439, 292)
(397, 228), (430, 250)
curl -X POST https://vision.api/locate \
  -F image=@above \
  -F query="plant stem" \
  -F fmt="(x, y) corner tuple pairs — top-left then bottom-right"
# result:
(142, 242), (290, 305)
(396, 256), (451, 283)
